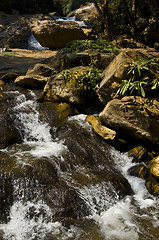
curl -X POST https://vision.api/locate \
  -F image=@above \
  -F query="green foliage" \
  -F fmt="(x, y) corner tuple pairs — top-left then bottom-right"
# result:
(62, 58), (102, 91)
(117, 58), (159, 97)
(57, 39), (119, 55)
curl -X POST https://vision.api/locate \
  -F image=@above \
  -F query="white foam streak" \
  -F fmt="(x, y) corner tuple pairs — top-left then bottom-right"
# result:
(30, 141), (67, 158)
(13, 91), (67, 159)
(0, 200), (80, 240)
(95, 199), (139, 240)
(28, 35), (48, 50)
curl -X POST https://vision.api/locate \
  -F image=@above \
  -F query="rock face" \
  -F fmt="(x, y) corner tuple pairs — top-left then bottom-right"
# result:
(43, 66), (90, 105)
(99, 96), (159, 146)
(14, 75), (48, 89)
(96, 49), (146, 105)
(30, 19), (89, 49)
(68, 2), (99, 27)
(96, 49), (159, 105)
(148, 156), (159, 179)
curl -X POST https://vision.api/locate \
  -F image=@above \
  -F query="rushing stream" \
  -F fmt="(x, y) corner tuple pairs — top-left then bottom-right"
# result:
(0, 87), (158, 240)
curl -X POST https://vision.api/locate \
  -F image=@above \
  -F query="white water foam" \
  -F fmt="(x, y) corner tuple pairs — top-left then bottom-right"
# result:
(55, 16), (87, 27)
(11, 91), (67, 160)
(78, 146), (159, 240)
(0, 200), (82, 240)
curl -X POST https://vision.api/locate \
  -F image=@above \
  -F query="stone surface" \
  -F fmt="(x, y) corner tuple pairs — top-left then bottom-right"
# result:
(148, 156), (159, 179)
(127, 163), (148, 179)
(30, 19), (87, 49)
(86, 115), (116, 140)
(96, 49), (159, 105)
(14, 74), (49, 89)
(99, 96), (159, 146)
(43, 66), (90, 105)
(0, 48), (57, 78)
(27, 63), (55, 77)
(67, 2), (99, 27)
(128, 146), (147, 163)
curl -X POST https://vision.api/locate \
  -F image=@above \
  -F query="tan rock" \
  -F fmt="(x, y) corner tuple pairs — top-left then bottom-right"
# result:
(96, 48), (159, 105)
(30, 19), (87, 49)
(99, 96), (159, 146)
(44, 66), (90, 105)
(14, 74), (48, 89)
(0, 80), (5, 87)
(86, 115), (116, 140)
(148, 156), (159, 179)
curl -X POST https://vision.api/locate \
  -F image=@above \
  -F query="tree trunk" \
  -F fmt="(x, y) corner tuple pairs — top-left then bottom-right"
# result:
(122, 0), (144, 42)
(93, 0), (113, 41)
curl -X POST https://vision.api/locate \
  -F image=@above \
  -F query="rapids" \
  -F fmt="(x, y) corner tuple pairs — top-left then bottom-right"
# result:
(0, 86), (158, 240)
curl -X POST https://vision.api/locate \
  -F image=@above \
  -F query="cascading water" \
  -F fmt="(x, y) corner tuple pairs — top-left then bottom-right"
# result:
(0, 87), (158, 240)
(28, 35), (48, 51)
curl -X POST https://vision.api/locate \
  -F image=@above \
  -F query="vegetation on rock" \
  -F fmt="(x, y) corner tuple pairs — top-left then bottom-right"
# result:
(62, 57), (102, 91)
(117, 58), (159, 97)
(57, 39), (119, 55)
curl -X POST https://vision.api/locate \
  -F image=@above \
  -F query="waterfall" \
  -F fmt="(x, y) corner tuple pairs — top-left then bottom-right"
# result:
(0, 88), (158, 240)
(28, 35), (48, 51)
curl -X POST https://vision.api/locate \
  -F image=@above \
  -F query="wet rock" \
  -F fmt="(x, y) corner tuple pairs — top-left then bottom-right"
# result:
(128, 146), (147, 163)
(27, 63), (55, 77)
(14, 74), (49, 89)
(86, 115), (116, 141)
(99, 96), (159, 147)
(148, 156), (159, 179)
(127, 163), (148, 179)
(0, 113), (21, 149)
(38, 102), (78, 127)
(1, 72), (19, 83)
(145, 174), (159, 196)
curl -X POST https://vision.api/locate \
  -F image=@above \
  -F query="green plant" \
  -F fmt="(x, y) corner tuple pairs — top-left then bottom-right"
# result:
(57, 39), (120, 55)
(62, 58), (102, 91)
(117, 58), (159, 97)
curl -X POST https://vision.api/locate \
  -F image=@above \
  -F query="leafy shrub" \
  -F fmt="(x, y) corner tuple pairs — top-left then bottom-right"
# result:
(117, 58), (159, 97)
(57, 39), (120, 55)
(62, 58), (102, 91)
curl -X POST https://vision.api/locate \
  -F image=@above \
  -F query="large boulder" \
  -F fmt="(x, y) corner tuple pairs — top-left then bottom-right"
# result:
(148, 156), (159, 179)
(67, 2), (99, 27)
(96, 49), (159, 105)
(41, 54), (70, 73)
(99, 96), (159, 146)
(43, 66), (91, 105)
(96, 49), (146, 105)
(67, 50), (116, 70)
(29, 19), (91, 49)
(14, 75), (49, 89)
